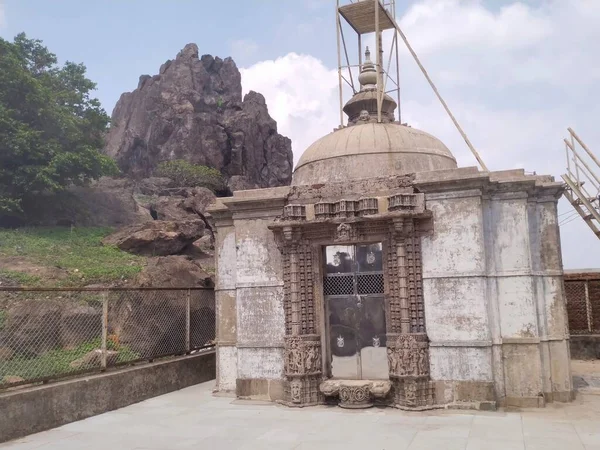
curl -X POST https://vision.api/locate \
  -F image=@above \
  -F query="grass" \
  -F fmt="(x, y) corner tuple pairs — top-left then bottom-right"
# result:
(0, 270), (41, 285)
(0, 227), (144, 286)
(0, 338), (139, 382)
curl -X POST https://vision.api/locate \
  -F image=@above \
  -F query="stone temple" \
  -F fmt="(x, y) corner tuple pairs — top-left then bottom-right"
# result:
(209, 43), (573, 409)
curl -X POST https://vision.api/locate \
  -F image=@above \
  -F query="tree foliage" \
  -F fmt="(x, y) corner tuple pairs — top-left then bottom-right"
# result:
(0, 33), (118, 215)
(155, 160), (226, 193)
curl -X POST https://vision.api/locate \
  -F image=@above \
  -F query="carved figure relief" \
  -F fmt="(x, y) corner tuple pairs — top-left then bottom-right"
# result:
(290, 379), (302, 404)
(284, 336), (322, 376)
(387, 334), (429, 378)
(335, 223), (353, 242)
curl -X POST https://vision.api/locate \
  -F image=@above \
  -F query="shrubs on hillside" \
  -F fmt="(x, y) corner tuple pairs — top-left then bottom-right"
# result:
(155, 160), (226, 193)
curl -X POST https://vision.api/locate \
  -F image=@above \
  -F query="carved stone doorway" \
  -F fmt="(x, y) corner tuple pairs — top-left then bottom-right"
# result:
(323, 243), (388, 380)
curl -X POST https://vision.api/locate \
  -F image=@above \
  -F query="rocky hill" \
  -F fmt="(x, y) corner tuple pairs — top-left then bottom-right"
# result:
(104, 43), (293, 190)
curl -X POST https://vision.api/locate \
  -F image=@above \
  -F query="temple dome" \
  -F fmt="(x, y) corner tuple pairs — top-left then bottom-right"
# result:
(292, 123), (458, 185)
(292, 47), (457, 186)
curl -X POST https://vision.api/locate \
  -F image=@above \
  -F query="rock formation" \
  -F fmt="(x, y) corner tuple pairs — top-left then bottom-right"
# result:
(104, 43), (293, 189)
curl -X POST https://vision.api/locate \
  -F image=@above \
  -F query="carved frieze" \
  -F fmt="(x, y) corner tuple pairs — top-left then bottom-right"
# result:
(358, 197), (379, 216)
(284, 335), (322, 377)
(284, 204), (307, 221)
(386, 334), (430, 378)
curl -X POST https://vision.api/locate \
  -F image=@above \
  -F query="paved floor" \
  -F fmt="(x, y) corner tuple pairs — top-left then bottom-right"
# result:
(2, 381), (600, 450)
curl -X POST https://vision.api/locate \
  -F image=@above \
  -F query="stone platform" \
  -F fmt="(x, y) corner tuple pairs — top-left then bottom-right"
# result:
(319, 379), (391, 409)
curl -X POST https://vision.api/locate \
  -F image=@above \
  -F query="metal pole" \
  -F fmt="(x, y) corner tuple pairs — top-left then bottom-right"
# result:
(565, 139), (600, 188)
(394, 27), (401, 123)
(572, 134), (581, 186)
(375, 0), (382, 123)
(569, 128), (600, 169)
(336, 0), (344, 128)
(565, 141), (572, 176)
(101, 292), (108, 370)
(186, 289), (191, 353)
(358, 34), (362, 69)
(392, 19), (489, 171)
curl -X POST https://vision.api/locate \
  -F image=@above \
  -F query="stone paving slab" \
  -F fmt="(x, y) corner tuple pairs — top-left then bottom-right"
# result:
(1, 381), (600, 450)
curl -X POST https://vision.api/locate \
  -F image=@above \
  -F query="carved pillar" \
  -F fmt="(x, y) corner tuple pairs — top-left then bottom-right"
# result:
(276, 226), (323, 406)
(386, 218), (435, 409)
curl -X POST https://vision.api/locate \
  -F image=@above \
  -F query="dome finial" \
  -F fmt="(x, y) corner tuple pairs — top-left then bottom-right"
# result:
(359, 46), (377, 89)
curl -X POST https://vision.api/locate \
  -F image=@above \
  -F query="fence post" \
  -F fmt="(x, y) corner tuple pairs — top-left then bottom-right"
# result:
(101, 291), (108, 370)
(186, 289), (191, 353)
(585, 281), (592, 333)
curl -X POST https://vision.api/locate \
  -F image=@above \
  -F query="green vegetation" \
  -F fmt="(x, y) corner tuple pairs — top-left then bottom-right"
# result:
(0, 227), (143, 286)
(156, 160), (226, 193)
(0, 33), (118, 216)
(0, 338), (139, 382)
(0, 270), (41, 285)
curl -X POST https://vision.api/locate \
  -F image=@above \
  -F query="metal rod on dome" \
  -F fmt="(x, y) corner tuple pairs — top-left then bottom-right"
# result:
(336, 0), (344, 128)
(340, 25), (355, 93)
(358, 35), (362, 69)
(375, 0), (382, 123)
(394, 29), (401, 121)
(391, 19), (489, 171)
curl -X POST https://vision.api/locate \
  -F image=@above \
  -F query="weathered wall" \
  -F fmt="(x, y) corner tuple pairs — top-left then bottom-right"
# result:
(418, 169), (572, 407)
(210, 189), (288, 400)
(0, 352), (216, 444)
(214, 211), (238, 392)
(421, 191), (493, 398)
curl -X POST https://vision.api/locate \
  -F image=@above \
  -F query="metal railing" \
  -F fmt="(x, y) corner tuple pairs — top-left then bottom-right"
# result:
(0, 287), (215, 389)
(562, 128), (600, 238)
(565, 279), (600, 335)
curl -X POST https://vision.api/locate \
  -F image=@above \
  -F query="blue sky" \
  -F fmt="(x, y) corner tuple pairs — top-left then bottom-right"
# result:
(1, 0), (599, 268)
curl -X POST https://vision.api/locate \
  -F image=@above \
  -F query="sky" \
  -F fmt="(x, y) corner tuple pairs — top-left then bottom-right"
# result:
(1, 0), (599, 269)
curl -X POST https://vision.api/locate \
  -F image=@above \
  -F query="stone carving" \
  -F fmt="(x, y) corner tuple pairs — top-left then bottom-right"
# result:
(405, 380), (417, 407)
(283, 204), (306, 221)
(290, 379), (302, 404)
(393, 378), (435, 409)
(387, 334), (429, 378)
(284, 335), (322, 376)
(334, 223), (355, 242)
(319, 380), (392, 409)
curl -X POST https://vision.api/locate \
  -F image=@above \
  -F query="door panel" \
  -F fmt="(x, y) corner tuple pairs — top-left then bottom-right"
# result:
(324, 243), (387, 381)
(328, 296), (359, 379)
(358, 296), (388, 379)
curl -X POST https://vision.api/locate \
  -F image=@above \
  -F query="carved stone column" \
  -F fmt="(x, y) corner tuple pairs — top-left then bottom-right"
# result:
(386, 218), (435, 409)
(275, 226), (323, 406)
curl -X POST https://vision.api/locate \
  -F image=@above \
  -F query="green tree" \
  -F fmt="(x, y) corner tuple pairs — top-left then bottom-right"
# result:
(156, 160), (226, 193)
(0, 33), (118, 215)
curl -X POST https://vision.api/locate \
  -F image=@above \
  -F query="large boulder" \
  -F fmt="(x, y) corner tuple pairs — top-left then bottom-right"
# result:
(102, 220), (204, 256)
(20, 177), (152, 227)
(134, 256), (213, 288)
(103, 44), (293, 188)
(3, 302), (62, 357)
(69, 349), (119, 369)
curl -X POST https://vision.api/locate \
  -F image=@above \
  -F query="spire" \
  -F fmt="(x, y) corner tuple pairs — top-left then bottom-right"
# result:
(358, 47), (377, 90)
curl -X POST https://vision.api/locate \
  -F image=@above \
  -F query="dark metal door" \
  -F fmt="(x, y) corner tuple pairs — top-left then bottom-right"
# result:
(324, 243), (387, 380)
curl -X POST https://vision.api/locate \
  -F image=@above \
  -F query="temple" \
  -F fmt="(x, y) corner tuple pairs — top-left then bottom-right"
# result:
(209, 6), (573, 410)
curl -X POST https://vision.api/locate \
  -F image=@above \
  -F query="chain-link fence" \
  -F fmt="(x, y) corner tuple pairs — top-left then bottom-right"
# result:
(0, 287), (214, 389)
(565, 278), (600, 335)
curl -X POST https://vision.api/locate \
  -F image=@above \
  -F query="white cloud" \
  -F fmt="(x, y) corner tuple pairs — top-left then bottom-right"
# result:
(240, 53), (338, 163)
(240, 0), (600, 269)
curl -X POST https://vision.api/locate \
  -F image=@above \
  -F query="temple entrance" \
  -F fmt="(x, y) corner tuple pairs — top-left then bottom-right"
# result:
(323, 243), (388, 380)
